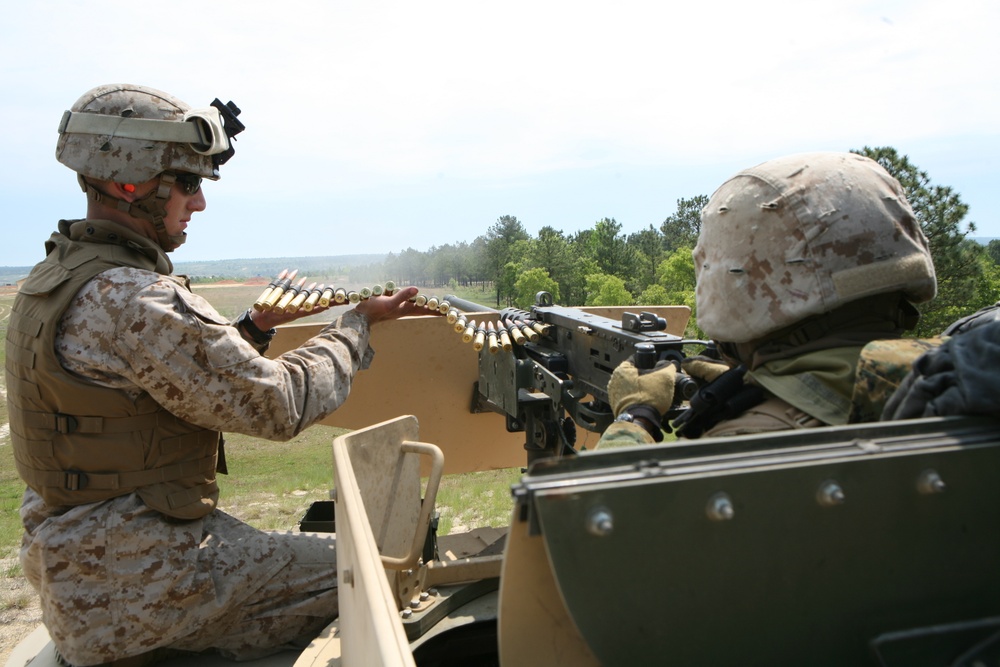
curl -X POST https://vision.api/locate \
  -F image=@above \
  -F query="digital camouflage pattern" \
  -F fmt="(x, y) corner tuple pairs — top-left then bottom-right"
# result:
(20, 492), (338, 664)
(53, 265), (371, 436)
(849, 337), (943, 423)
(18, 262), (373, 664)
(57, 84), (219, 183)
(594, 421), (658, 449)
(695, 152), (936, 344)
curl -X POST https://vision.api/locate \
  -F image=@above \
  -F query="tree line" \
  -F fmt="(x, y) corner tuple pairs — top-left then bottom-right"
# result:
(348, 147), (1000, 338)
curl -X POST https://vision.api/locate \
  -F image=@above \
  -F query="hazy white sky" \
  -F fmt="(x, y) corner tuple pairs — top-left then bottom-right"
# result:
(2, 0), (998, 266)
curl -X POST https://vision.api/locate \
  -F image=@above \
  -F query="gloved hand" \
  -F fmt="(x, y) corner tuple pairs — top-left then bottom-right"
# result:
(682, 356), (731, 384)
(608, 359), (677, 417)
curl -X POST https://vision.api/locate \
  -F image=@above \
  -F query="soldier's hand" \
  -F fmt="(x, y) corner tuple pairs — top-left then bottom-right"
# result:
(608, 359), (677, 417)
(682, 356), (731, 384)
(355, 286), (424, 324)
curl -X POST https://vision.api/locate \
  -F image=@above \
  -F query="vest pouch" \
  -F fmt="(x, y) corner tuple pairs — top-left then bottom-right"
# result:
(16, 262), (74, 297)
(138, 430), (222, 520)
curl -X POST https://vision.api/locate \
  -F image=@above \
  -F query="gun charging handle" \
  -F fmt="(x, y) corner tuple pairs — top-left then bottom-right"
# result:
(635, 343), (699, 403)
(634, 343), (657, 370)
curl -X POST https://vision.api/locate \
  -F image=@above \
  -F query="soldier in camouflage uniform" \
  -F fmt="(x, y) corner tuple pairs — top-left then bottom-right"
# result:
(6, 84), (422, 666)
(600, 152), (938, 446)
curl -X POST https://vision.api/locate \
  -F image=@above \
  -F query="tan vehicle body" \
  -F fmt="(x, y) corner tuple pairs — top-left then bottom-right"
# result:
(10, 305), (1000, 667)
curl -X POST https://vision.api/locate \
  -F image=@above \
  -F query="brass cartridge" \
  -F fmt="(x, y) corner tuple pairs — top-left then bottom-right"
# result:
(505, 319), (526, 346)
(253, 269), (288, 312)
(454, 315), (468, 333)
(498, 325), (513, 351)
(273, 277), (307, 314)
(286, 281), (316, 314)
(462, 319), (477, 344)
(348, 291), (361, 305)
(334, 288), (348, 304)
(486, 322), (499, 354)
(530, 321), (549, 336)
(437, 299), (451, 315)
(520, 322), (540, 342)
(319, 286), (335, 308)
(384, 280), (396, 296)
(302, 284), (324, 312)
(473, 324), (486, 352)
(359, 287), (373, 301)
(446, 309), (460, 324)
(260, 269), (298, 311)
(414, 294), (428, 307)
(426, 296), (440, 311)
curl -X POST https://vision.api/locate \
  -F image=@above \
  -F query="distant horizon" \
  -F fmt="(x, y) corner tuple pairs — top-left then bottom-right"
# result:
(2, 237), (998, 284)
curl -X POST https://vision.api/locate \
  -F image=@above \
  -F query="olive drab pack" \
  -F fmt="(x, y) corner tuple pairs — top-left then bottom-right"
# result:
(694, 152), (937, 345)
(6, 224), (223, 520)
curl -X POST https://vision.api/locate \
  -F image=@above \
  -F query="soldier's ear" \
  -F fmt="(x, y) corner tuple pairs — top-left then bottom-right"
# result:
(109, 182), (138, 202)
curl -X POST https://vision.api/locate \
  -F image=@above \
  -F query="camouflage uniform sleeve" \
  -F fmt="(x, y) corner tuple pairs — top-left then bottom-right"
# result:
(594, 421), (658, 449)
(58, 268), (371, 440)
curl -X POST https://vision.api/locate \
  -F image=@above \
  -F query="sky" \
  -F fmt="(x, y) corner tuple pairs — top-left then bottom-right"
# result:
(1, 0), (998, 267)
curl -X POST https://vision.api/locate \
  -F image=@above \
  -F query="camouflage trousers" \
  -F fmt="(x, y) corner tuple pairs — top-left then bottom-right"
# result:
(168, 529), (338, 661)
(20, 490), (338, 665)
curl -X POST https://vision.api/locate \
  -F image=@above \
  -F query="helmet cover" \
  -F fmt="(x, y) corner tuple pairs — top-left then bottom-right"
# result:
(56, 83), (219, 183)
(694, 152), (936, 343)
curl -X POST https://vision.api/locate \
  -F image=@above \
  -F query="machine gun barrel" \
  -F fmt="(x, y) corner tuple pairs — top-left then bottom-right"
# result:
(443, 295), (498, 314)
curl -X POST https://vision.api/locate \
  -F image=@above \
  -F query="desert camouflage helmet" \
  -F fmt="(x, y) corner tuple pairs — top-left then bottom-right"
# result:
(56, 83), (239, 183)
(694, 152), (937, 344)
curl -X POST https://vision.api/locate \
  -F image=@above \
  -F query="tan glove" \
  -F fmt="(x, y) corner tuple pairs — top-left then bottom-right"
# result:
(608, 360), (677, 416)
(682, 356), (731, 384)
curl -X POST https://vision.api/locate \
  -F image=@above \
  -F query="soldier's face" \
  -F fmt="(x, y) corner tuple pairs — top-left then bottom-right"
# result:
(162, 175), (207, 238)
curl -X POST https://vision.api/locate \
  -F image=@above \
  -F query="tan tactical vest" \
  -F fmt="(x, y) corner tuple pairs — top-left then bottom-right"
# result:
(6, 221), (222, 520)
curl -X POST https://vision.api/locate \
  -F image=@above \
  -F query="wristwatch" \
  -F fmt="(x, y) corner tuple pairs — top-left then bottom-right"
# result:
(238, 308), (276, 345)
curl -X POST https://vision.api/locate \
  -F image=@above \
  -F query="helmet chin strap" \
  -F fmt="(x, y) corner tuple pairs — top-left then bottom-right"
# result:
(78, 173), (187, 252)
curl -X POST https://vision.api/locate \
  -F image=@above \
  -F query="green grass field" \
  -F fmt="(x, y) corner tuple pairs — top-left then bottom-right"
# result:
(0, 282), (516, 614)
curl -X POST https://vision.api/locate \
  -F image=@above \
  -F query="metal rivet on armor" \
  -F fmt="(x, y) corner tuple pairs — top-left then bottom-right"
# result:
(917, 469), (946, 495)
(401, 609), (412, 619)
(409, 599), (420, 609)
(817, 480), (846, 507)
(86, 226), (96, 235)
(706, 492), (735, 521)
(419, 591), (430, 602)
(587, 507), (614, 537)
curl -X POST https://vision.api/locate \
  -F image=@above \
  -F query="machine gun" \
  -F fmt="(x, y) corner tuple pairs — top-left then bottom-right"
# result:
(445, 291), (704, 463)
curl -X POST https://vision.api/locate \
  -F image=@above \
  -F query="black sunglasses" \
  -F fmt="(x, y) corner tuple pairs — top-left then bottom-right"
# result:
(167, 171), (203, 196)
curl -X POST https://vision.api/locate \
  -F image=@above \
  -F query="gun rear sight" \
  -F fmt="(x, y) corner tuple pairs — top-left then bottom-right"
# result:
(621, 311), (667, 333)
